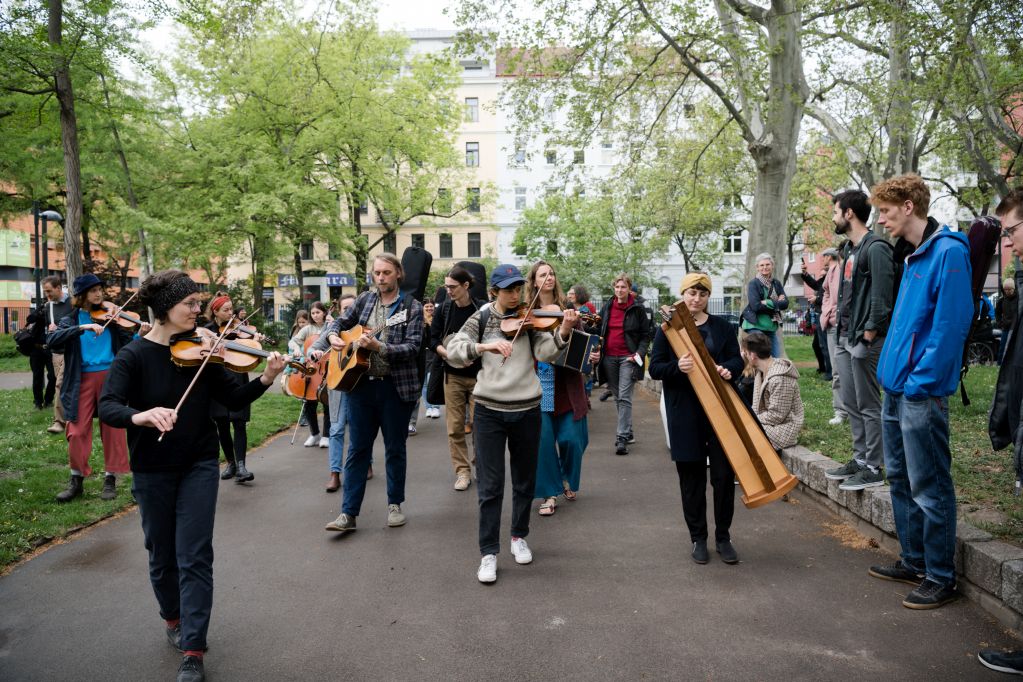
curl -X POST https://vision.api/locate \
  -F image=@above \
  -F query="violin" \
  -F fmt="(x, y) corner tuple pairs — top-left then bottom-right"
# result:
(170, 326), (310, 375)
(219, 318), (276, 345)
(90, 301), (145, 330)
(499, 305), (600, 338)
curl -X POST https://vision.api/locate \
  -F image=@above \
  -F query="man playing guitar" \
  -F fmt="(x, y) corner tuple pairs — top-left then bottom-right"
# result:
(308, 254), (424, 534)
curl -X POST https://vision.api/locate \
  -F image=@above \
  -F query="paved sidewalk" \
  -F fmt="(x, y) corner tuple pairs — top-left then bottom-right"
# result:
(0, 387), (1017, 680)
(0, 371), (33, 391)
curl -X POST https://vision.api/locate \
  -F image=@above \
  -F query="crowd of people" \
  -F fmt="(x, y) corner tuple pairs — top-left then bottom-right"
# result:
(16, 173), (1023, 680)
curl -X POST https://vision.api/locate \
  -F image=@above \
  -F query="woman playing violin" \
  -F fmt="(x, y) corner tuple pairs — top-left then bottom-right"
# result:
(98, 270), (284, 682)
(45, 273), (146, 503)
(204, 292), (255, 483)
(287, 301), (331, 448)
(525, 261), (590, 518)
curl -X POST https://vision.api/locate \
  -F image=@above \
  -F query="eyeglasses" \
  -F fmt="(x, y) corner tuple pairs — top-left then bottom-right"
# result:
(180, 299), (203, 310)
(1002, 219), (1023, 239)
(443, 283), (464, 290)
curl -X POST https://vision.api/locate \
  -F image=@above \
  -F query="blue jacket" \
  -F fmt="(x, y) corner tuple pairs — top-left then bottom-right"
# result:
(876, 225), (973, 398)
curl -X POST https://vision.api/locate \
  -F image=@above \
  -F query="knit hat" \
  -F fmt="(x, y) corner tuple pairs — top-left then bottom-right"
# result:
(72, 273), (104, 296)
(141, 273), (200, 318)
(679, 272), (712, 295)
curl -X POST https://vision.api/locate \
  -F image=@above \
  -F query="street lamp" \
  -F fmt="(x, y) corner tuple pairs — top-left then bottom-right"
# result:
(39, 210), (63, 297)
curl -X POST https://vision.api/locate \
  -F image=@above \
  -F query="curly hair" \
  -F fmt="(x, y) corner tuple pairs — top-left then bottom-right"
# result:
(870, 174), (930, 219)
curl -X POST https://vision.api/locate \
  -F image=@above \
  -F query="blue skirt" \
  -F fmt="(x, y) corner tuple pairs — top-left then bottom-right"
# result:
(534, 411), (588, 498)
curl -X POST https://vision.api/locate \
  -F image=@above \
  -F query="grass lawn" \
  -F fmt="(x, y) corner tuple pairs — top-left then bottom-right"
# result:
(0, 388), (298, 570)
(785, 334), (1022, 546)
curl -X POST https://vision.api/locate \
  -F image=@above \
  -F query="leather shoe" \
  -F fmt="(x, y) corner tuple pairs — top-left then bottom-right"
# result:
(166, 623), (182, 652)
(325, 472), (340, 493)
(55, 474), (83, 503)
(235, 460), (254, 483)
(691, 540), (709, 564)
(220, 462), (237, 480)
(176, 655), (204, 682)
(716, 540), (739, 564)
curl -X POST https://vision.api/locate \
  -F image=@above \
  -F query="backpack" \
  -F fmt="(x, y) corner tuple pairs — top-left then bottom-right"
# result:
(958, 216), (1002, 406)
(14, 323), (35, 356)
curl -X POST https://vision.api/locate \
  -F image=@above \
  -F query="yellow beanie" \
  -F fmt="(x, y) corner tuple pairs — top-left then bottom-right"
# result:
(680, 272), (712, 295)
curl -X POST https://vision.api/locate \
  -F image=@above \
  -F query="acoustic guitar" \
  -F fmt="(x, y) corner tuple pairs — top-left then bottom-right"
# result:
(326, 326), (373, 392)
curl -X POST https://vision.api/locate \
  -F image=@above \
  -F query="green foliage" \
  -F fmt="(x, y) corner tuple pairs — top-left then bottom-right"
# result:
(0, 335), (20, 360)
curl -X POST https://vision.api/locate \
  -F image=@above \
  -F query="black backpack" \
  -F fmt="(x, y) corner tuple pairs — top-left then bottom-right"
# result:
(14, 323), (35, 356)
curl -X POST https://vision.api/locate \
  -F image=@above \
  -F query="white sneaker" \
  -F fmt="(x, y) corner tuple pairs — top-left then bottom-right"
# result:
(477, 554), (497, 583)
(303, 435), (317, 447)
(428, 407), (440, 418)
(318, 436), (329, 448)
(510, 537), (533, 565)
(828, 413), (847, 426)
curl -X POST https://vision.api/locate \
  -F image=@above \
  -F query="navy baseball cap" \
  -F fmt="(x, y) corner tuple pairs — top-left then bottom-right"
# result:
(490, 264), (526, 289)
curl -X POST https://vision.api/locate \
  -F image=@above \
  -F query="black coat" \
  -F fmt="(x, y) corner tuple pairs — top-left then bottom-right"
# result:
(648, 315), (743, 463)
(204, 321), (251, 421)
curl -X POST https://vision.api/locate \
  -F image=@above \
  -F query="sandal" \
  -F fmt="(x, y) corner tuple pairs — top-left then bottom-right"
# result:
(538, 497), (557, 516)
(563, 483), (576, 501)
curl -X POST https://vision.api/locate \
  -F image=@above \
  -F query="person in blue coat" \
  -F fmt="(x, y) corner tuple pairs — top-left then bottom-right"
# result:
(867, 174), (973, 611)
(649, 273), (745, 565)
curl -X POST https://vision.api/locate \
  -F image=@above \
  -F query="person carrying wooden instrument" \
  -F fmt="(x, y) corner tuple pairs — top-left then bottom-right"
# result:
(648, 272), (745, 565)
(308, 253), (424, 534)
(46, 273), (146, 503)
(97, 269), (285, 682)
(446, 263), (575, 584)
(288, 301), (331, 449)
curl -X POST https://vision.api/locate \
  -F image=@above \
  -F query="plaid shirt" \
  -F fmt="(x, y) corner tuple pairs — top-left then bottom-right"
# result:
(314, 291), (423, 403)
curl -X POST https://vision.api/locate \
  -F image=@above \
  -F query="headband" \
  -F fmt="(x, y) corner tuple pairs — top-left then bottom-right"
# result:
(680, 272), (712, 295)
(144, 276), (200, 318)
(210, 295), (230, 313)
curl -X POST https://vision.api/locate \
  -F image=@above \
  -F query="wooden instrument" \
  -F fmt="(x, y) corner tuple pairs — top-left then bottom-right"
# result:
(286, 333), (329, 404)
(659, 301), (797, 508)
(170, 327), (311, 375)
(326, 325), (376, 392)
(91, 291), (143, 331)
(499, 305), (600, 339)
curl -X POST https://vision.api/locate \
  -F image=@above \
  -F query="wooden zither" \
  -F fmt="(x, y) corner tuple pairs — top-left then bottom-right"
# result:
(659, 302), (798, 508)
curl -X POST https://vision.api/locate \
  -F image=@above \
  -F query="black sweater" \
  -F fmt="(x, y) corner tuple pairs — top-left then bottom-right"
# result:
(98, 337), (270, 472)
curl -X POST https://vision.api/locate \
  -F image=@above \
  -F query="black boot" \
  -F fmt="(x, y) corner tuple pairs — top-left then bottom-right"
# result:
(55, 474), (84, 503)
(100, 474), (116, 501)
(220, 461), (237, 480)
(235, 459), (254, 483)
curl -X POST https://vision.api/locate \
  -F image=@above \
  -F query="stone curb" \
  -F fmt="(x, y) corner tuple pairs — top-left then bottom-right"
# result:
(639, 380), (1022, 632)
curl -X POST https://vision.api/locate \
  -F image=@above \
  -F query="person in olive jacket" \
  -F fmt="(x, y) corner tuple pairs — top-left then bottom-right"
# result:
(649, 273), (744, 566)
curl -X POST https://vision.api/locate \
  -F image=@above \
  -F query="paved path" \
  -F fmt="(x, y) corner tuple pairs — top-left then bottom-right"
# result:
(0, 388), (1017, 681)
(0, 371), (33, 391)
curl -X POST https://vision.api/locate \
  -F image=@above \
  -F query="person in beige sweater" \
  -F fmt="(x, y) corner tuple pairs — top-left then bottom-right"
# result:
(742, 331), (804, 450)
(446, 264), (575, 584)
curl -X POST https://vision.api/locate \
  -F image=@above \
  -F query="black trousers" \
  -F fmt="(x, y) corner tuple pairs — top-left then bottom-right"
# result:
(474, 404), (540, 556)
(675, 448), (735, 544)
(303, 399), (331, 437)
(29, 347), (55, 407)
(213, 418), (247, 463)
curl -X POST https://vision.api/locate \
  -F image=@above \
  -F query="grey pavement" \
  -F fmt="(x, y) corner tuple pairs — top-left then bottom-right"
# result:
(0, 371), (33, 391)
(0, 386), (1018, 681)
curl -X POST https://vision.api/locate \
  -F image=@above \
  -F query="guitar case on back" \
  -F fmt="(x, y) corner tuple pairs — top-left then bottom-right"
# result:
(399, 246), (433, 303)
(434, 260), (489, 306)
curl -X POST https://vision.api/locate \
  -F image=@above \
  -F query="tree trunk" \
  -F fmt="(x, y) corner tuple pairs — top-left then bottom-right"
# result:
(886, 2), (915, 176)
(81, 203), (92, 269)
(49, 0), (83, 282)
(353, 196), (368, 293)
(746, 146), (797, 291)
(293, 247), (304, 305)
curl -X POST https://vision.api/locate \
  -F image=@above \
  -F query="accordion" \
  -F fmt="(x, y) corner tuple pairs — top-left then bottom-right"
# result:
(552, 329), (600, 374)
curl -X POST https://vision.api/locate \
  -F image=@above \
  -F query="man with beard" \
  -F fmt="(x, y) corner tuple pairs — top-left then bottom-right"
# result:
(824, 189), (894, 492)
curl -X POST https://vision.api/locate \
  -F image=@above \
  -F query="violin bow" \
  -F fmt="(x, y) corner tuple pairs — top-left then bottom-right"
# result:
(500, 271), (551, 367)
(97, 289), (139, 334)
(157, 322), (236, 443)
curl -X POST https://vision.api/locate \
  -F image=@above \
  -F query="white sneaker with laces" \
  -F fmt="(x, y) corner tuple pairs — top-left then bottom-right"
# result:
(303, 435), (317, 447)
(510, 537), (533, 565)
(828, 413), (847, 426)
(477, 554), (497, 583)
(318, 436), (329, 448)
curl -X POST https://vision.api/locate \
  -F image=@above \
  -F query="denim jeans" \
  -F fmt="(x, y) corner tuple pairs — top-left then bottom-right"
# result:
(602, 355), (639, 439)
(474, 404), (540, 555)
(341, 377), (414, 517)
(881, 393), (957, 587)
(834, 337), (884, 470)
(327, 389), (349, 474)
(132, 458), (219, 652)
(825, 328), (847, 418)
(764, 329), (785, 358)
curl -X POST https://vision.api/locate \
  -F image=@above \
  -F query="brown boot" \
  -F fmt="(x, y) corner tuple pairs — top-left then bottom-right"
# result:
(325, 472), (340, 493)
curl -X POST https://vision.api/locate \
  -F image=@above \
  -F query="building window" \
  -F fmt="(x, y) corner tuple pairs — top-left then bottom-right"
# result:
(300, 241), (314, 260)
(723, 231), (743, 254)
(440, 233), (453, 258)
(600, 140), (614, 165)
(513, 147), (526, 166)
(468, 232), (481, 258)
(467, 187), (481, 213)
(411, 233), (425, 249)
(465, 142), (479, 167)
(358, 199), (368, 215)
(328, 241), (343, 260)
(573, 149), (585, 164)
(465, 97), (479, 122)
(383, 232), (396, 253)
(723, 286), (742, 312)
(515, 187), (527, 211)
(437, 188), (451, 213)
(806, 252), (816, 263)
(545, 149), (557, 166)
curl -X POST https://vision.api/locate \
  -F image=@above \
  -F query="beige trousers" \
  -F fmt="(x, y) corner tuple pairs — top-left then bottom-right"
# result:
(443, 373), (476, 476)
(51, 352), (65, 424)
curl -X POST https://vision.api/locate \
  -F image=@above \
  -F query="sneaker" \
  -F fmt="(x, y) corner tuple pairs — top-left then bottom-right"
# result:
(303, 435), (317, 447)
(977, 649), (1023, 675)
(691, 540), (709, 564)
(614, 438), (629, 456)
(47, 420), (64, 434)
(599, 390), (612, 402)
(318, 436), (329, 448)
(55, 474), (84, 503)
(325, 513), (356, 533)
(408, 424), (417, 436)
(626, 433), (636, 444)
(454, 474), (471, 491)
(839, 467), (885, 491)
(387, 504), (406, 527)
(177, 654), (205, 682)
(510, 537), (533, 564)
(825, 460), (862, 481)
(429, 407), (441, 418)
(100, 474), (116, 501)
(166, 623), (182, 652)
(477, 554), (497, 583)
(716, 540), (739, 564)
(828, 413), (847, 426)
(903, 579), (958, 610)
(868, 560), (925, 586)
